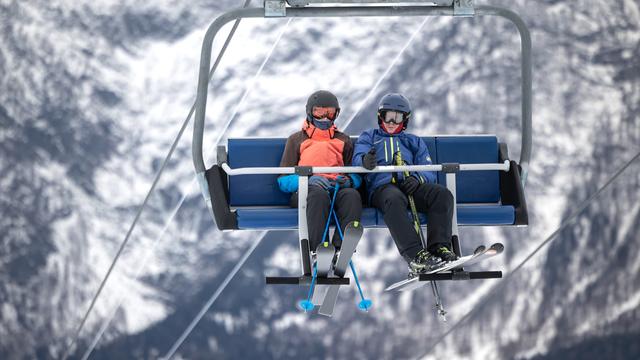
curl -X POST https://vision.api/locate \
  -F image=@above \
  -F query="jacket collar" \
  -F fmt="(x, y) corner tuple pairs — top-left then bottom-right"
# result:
(374, 128), (403, 138)
(303, 119), (336, 139)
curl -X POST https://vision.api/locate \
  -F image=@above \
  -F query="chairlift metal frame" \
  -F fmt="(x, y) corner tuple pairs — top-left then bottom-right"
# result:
(191, 0), (532, 316)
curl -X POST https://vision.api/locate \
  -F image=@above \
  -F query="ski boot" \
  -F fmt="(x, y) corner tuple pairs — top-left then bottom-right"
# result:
(408, 249), (442, 275)
(432, 246), (457, 263)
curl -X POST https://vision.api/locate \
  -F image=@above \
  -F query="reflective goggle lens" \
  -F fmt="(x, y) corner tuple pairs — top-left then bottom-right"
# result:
(312, 107), (337, 120)
(383, 110), (405, 124)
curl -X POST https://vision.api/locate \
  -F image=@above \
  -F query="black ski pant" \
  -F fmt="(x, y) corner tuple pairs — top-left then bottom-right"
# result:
(290, 185), (362, 251)
(371, 183), (454, 262)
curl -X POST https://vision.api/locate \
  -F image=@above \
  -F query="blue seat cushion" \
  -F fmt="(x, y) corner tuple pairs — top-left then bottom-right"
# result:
(236, 207), (378, 230)
(435, 136), (500, 203)
(235, 206), (514, 229)
(370, 205), (514, 227)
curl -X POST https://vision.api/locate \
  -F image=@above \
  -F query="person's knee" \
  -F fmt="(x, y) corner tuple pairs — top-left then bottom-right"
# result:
(308, 187), (330, 206)
(433, 186), (454, 210)
(382, 192), (408, 212)
(339, 188), (361, 203)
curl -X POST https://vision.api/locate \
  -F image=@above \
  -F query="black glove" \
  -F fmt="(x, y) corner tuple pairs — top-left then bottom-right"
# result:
(362, 148), (377, 170)
(400, 176), (420, 195)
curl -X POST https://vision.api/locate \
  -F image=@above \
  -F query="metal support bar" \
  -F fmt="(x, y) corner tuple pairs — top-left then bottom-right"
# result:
(265, 1), (286, 16)
(220, 161), (510, 176)
(445, 173), (459, 238)
(419, 271), (502, 281)
(298, 175), (311, 275)
(453, 0), (474, 17)
(216, 145), (227, 165)
(441, 162), (460, 173)
(287, 0), (455, 4)
(266, 276), (350, 285)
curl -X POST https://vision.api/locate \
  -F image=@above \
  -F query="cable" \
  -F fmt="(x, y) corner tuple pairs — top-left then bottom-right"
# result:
(61, 2), (253, 358)
(160, 16), (430, 359)
(161, 235), (265, 360)
(78, 10), (291, 360)
(339, 17), (429, 131)
(416, 149), (640, 360)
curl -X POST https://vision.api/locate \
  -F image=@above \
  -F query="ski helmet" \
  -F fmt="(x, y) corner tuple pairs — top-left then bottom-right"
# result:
(306, 90), (340, 122)
(377, 93), (412, 131)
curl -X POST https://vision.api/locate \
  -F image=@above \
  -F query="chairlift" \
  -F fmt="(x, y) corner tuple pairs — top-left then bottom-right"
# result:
(191, 0), (531, 318)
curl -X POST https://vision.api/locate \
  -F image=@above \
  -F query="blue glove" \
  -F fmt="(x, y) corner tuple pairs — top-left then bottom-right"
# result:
(335, 175), (352, 188)
(277, 174), (299, 193)
(309, 176), (331, 191)
(349, 174), (362, 189)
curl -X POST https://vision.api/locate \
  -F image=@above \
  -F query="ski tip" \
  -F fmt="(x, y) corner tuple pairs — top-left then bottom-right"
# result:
(298, 300), (314, 312)
(491, 243), (505, 251)
(358, 299), (373, 311)
(473, 245), (487, 255)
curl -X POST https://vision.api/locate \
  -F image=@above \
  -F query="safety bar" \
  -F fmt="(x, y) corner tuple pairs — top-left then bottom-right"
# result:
(220, 161), (510, 176)
(192, 5), (532, 186)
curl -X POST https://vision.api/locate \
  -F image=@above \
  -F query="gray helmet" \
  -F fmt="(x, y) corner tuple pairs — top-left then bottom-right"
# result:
(377, 93), (412, 130)
(306, 90), (340, 121)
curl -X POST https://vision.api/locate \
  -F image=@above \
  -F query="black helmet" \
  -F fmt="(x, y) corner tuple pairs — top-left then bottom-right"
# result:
(377, 93), (412, 131)
(306, 90), (340, 121)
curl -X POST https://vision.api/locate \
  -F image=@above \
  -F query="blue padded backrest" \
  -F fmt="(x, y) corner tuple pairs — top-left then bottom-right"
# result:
(435, 136), (500, 203)
(227, 136), (500, 206)
(228, 138), (290, 206)
(420, 137), (437, 167)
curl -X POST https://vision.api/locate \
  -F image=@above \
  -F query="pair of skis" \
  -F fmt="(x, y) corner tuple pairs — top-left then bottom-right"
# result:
(385, 242), (505, 292)
(299, 219), (371, 316)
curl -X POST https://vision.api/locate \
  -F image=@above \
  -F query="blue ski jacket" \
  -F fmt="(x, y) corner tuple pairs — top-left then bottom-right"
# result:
(353, 128), (436, 199)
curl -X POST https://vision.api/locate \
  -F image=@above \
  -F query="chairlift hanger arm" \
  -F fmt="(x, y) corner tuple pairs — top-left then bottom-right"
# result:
(193, 4), (531, 191)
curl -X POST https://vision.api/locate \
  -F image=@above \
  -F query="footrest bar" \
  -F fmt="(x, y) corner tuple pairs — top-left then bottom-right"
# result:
(419, 271), (502, 281)
(266, 276), (350, 285)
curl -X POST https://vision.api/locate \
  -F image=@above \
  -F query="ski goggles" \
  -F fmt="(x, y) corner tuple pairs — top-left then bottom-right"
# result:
(312, 106), (338, 121)
(381, 110), (406, 124)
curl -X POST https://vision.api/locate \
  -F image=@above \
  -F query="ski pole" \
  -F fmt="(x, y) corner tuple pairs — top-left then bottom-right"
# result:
(331, 208), (372, 311)
(320, 182), (341, 247)
(394, 151), (447, 321)
(299, 264), (318, 312)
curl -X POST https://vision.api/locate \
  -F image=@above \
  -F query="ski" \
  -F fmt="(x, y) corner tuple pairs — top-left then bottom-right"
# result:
(302, 242), (336, 308)
(385, 243), (503, 292)
(453, 242), (504, 269)
(384, 245), (485, 292)
(398, 243), (503, 292)
(318, 221), (363, 316)
(315, 242), (336, 277)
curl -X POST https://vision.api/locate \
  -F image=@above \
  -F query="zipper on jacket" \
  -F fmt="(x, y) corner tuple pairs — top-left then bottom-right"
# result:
(384, 140), (388, 163)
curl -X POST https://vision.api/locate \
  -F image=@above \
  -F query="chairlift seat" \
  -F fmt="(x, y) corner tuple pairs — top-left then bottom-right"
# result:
(219, 135), (525, 230)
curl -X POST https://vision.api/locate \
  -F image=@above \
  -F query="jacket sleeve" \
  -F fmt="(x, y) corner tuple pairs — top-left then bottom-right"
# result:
(277, 134), (301, 193)
(412, 136), (437, 184)
(352, 130), (374, 167)
(341, 135), (362, 189)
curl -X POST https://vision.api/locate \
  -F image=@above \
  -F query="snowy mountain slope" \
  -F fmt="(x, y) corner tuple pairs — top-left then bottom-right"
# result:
(1, 0), (639, 359)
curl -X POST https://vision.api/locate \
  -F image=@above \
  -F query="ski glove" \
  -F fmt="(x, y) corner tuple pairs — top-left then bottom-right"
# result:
(400, 176), (420, 196)
(277, 174), (299, 193)
(349, 174), (362, 189)
(309, 175), (331, 191)
(362, 148), (377, 170)
(335, 175), (351, 188)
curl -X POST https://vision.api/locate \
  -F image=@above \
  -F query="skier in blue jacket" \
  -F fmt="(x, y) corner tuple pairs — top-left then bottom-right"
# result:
(353, 93), (456, 273)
